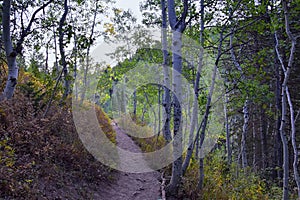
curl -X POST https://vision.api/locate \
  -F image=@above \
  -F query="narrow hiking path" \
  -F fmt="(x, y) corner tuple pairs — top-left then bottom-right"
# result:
(94, 121), (161, 200)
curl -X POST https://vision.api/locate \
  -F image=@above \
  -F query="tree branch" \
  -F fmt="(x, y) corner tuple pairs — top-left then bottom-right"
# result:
(16, 0), (54, 53)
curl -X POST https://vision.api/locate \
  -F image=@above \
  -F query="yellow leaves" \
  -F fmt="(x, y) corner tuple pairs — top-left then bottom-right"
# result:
(25, 179), (33, 183)
(114, 8), (123, 15)
(0, 138), (15, 168)
(104, 23), (116, 35)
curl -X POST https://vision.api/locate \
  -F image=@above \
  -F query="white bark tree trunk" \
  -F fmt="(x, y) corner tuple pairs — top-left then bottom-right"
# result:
(2, 0), (19, 99)
(161, 0), (172, 142)
(1, 0), (53, 100)
(224, 92), (232, 165)
(166, 0), (189, 196)
(168, 30), (184, 197)
(58, 0), (70, 100)
(286, 87), (300, 199)
(274, 1), (298, 197)
(133, 90), (137, 117)
(241, 100), (249, 168)
(182, 0), (205, 175)
(2, 0), (18, 100)
(198, 62), (218, 190)
(230, 30), (249, 168)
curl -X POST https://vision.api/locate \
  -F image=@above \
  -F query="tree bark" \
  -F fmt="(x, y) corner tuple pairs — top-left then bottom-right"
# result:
(167, 30), (184, 197)
(182, 0), (205, 175)
(260, 108), (267, 170)
(1, 0), (53, 100)
(241, 100), (249, 168)
(286, 87), (300, 199)
(224, 92), (232, 165)
(58, 0), (70, 100)
(161, 0), (172, 142)
(281, 2), (299, 197)
(273, 40), (283, 180)
(230, 30), (249, 168)
(274, 1), (297, 197)
(198, 62), (218, 190)
(166, 0), (189, 196)
(53, 23), (59, 74)
(133, 90), (137, 118)
(2, 0), (18, 100)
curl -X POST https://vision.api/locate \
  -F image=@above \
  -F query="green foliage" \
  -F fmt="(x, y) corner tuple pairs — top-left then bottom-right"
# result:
(183, 150), (282, 199)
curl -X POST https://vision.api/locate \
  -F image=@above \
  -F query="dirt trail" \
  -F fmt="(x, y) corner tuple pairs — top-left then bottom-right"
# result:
(94, 121), (161, 200)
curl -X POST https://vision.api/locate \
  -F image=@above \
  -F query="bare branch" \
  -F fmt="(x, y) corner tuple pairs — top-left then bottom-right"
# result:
(16, 0), (54, 53)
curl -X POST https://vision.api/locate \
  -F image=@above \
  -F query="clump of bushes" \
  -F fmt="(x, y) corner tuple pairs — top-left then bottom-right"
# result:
(183, 150), (282, 199)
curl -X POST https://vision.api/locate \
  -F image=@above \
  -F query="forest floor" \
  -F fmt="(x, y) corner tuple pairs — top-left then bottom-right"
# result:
(94, 121), (161, 200)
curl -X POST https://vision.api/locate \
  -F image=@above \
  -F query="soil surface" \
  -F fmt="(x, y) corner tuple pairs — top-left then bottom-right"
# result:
(94, 121), (161, 200)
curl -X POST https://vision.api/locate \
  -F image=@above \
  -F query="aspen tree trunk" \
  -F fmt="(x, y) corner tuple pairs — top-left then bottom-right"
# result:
(1, 0), (53, 100)
(252, 120), (257, 169)
(278, 70), (289, 200)
(73, 33), (79, 100)
(286, 88), (300, 199)
(182, 0), (205, 175)
(161, 0), (172, 142)
(167, 29), (184, 197)
(53, 24), (59, 73)
(59, 0), (70, 100)
(274, 1), (297, 197)
(158, 87), (161, 136)
(224, 92), (232, 165)
(197, 3), (235, 187)
(260, 109), (267, 170)
(197, 0), (242, 187)
(198, 62), (218, 190)
(2, 0), (18, 100)
(282, 2), (299, 198)
(230, 31), (249, 168)
(241, 101), (249, 168)
(133, 90), (137, 118)
(145, 92), (157, 133)
(45, 42), (49, 73)
(197, 26), (229, 191)
(273, 46), (283, 180)
(166, 0), (189, 196)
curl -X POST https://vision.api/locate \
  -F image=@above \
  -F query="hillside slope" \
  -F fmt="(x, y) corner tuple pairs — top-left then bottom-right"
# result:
(0, 89), (117, 199)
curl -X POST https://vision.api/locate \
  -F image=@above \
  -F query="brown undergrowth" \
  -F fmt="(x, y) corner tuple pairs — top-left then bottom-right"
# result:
(0, 72), (116, 199)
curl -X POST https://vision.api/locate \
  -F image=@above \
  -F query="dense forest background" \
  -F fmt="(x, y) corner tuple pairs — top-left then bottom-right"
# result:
(0, 0), (300, 199)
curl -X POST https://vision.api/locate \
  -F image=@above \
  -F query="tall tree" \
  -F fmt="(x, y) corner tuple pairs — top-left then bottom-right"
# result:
(166, 0), (189, 196)
(161, 0), (172, 142)
(1, 0), (53, 100)
(59, 0), (70, 100)
(230, 30), (249, 169)
(182, 0), (205, 175)
(274, 1), (298, 198)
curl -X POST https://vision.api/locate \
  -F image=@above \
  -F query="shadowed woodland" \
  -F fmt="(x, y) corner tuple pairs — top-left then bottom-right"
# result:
(0, 0), (300, 199)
